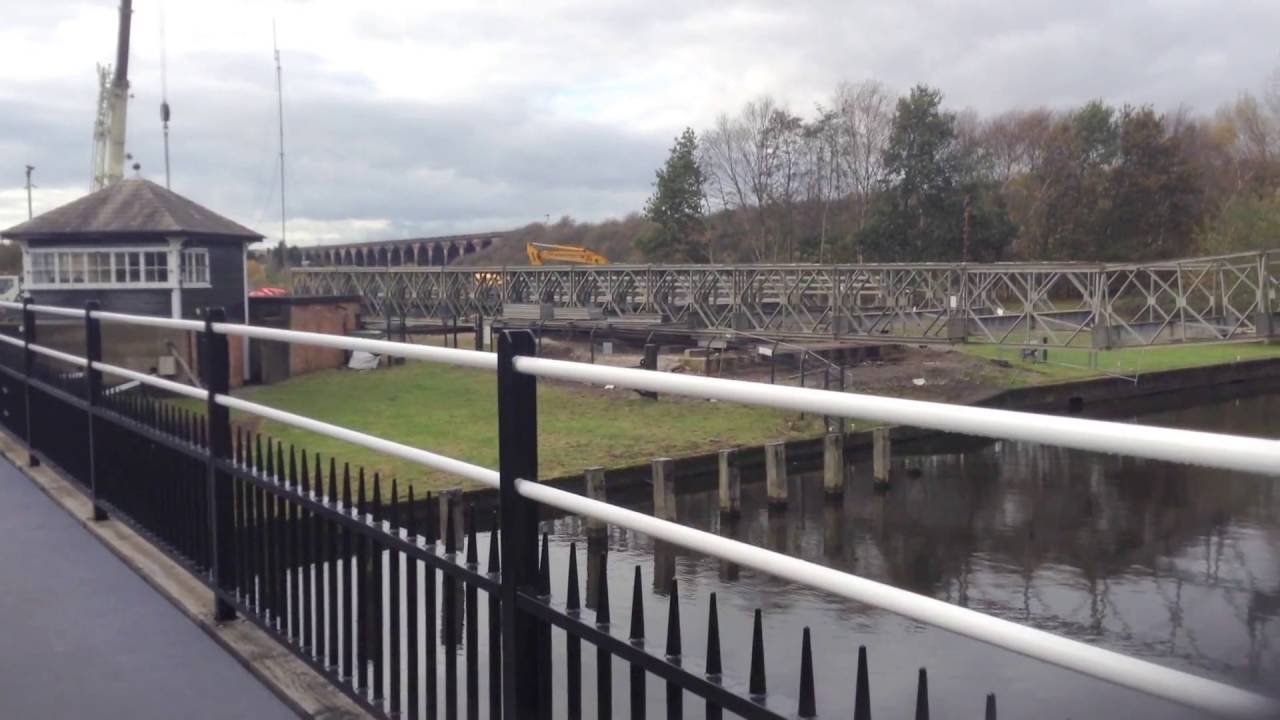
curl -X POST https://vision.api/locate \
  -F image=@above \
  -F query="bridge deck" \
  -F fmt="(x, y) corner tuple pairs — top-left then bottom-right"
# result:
(0, 457), (295, 720)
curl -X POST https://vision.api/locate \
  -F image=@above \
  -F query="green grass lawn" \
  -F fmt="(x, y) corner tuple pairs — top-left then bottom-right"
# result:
(202, 340), (1279, 499)
(221, 362), (823, 495)
(962, 341), (1280, 385)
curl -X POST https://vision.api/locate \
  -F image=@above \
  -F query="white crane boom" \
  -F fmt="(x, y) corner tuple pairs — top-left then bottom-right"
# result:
(93, 0), (133, 190)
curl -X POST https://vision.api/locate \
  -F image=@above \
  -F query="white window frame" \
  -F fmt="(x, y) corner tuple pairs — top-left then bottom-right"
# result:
(23, 246), (184, 290)
(180, 248), (211, 286)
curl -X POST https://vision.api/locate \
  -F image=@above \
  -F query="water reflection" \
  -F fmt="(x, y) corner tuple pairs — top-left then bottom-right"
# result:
(542, 392), (1280, 718)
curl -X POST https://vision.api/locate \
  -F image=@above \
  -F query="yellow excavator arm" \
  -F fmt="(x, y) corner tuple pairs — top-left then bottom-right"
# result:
(526, 242), (609, 266)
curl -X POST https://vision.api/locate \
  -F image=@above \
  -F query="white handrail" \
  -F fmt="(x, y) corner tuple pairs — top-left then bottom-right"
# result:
(28, 342), (88, 367)
(214, 394), (500, 487)
(5, 303), (1279, 715)
(25, 303), (85, 319)
(513, 357), (1280, 476)
(92, 361), (209, 401)
(210, 322), (496, 370)
(94, 311), (205, 333)
(515, 478), (1278, 720)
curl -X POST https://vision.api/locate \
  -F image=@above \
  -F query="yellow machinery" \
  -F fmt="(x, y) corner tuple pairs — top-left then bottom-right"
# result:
(526, 242), (609, 266)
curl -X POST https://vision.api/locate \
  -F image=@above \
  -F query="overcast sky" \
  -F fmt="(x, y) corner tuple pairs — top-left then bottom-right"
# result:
(2, 0), (1277, 246)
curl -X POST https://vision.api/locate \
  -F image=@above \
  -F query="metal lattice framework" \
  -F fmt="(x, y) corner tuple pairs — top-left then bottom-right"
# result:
(291, 251), (1279, 347)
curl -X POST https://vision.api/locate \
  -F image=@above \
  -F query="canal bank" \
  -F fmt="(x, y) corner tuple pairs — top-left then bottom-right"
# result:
(459, 356), (1280, 508)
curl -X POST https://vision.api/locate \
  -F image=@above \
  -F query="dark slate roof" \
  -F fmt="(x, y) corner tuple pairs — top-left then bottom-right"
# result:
(1, 178), (262, 242)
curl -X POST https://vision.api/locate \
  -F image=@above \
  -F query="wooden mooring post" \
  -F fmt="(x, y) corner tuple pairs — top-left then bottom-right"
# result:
(823, 432), (845, 498)
(652, 457), (675, 521)
(765, 441), (787, 508)
(717, 448), (740, 517)
(651, 457), (677, 591)
(439, 488), (463, 551)
(873, 427), (892, 487)
(584, 466), (607, 538)
(584, 466), (608, 612)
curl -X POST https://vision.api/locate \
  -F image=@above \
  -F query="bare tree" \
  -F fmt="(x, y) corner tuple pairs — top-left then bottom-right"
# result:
(830, 80), (893, 236)
(701, 96), (807, 261)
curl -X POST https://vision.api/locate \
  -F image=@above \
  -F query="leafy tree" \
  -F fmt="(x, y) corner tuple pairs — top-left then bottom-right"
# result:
(1100, 106), (1203, 259)
(639, 128), (709, 261)
(857, 85), (1014, 261)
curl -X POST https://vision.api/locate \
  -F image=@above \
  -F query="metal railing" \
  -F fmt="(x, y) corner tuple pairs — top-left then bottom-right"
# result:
(0, 298), (1276, 719)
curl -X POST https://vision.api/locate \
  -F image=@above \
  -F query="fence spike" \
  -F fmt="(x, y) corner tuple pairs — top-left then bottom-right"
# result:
(854, 645), (871, 720)
(487, 510), (500, 574)
(914, 668), (929, 720)
(313, 453), (322, 497)
(390, 478), (400, 530)
(327, 458), (337, 506)
(749, 608), (766, 699)
(342, 463), (352, 513)
(595, 551), (610, 627)
(705, 592), (721, 678)
(629, 566), (645, 646)
(444, 493), (456, 554)
(254, 434), (263, 475)
(465, 504), (478, 567)
(357, 467), (367, 517)
(566, 542), (580, 614)
(538, 533), (551, 598)
(985, 693), (997, 720)
(424, 491), (436, 543)
(406, 485), (416, 538)
(798, 627), (816, 718)
(665, 579), (682, 660)
(288, 444), (298, 488)
(234, 426), (243, 465)
(372, 472), (382, 522)
(264, 436), (275, 479)
(275, 441), (284, 484)
(299, 451), (310, 495)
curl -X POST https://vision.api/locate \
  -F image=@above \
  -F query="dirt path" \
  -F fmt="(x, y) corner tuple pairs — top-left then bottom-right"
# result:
(532, 338), (1032, 404)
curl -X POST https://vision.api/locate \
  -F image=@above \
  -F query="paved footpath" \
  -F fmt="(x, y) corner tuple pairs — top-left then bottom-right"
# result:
(0, 457), (297, 719)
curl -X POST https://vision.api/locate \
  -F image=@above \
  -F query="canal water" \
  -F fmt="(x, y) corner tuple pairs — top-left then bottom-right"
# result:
(322, 390), (1278, 718)
(529, 390), (1280, 718)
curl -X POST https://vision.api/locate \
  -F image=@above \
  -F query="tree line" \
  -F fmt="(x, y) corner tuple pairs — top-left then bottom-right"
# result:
(641, 73), (1280, 264)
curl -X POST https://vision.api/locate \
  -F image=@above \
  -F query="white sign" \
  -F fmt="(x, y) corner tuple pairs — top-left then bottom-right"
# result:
(757, 345), (774, 357)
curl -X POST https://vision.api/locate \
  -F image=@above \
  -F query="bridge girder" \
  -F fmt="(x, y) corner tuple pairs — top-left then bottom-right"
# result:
(290, 251), (1278, 347)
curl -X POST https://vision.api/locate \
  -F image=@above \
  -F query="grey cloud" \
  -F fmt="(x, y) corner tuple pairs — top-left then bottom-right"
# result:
(6, 0), (1280, 243)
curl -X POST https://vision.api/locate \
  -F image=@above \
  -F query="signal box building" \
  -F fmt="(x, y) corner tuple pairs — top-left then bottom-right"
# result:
(1, 178), (260, 321)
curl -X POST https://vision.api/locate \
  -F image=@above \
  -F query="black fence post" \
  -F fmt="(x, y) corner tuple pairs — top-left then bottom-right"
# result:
(201, 306), (237, 622)
(20, 297), (38, 466)
(497, 329), (543, 718)
(84, 301), (107, 521)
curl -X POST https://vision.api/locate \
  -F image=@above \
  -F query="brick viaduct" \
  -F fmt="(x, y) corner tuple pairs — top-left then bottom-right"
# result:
(295, 231), (510, 267)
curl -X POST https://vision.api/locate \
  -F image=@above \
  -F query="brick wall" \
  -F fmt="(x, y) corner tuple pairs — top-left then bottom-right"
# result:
(287, 300), (360, 375)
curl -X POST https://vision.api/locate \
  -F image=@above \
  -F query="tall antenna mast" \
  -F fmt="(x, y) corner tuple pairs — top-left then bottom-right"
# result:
(159, 1), (171, 189)
(273, 20), (286, 248)
(24, 165), (35, 220)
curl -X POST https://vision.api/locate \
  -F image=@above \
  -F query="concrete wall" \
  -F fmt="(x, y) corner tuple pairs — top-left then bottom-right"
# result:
(30, 319), (245, 389)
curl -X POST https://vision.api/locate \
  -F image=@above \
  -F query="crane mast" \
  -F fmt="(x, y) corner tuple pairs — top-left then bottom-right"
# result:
(92, 0), (133, 190)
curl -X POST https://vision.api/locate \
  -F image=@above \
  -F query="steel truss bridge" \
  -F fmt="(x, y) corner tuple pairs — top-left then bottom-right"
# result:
(291, 251), (1280, 348)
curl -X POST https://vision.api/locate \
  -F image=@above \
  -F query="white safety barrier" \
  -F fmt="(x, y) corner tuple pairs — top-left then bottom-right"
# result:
(514, 357), (1280, 476)
(210, 322), (495, 370)
(3, 304), (1278, 716)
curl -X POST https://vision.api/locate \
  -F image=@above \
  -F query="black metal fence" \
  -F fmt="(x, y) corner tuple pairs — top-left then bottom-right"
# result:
(0, 300), (981, 720)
